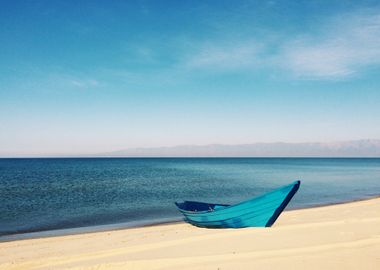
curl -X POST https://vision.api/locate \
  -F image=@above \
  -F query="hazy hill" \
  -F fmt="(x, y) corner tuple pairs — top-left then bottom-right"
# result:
(99, 139), (380, 157)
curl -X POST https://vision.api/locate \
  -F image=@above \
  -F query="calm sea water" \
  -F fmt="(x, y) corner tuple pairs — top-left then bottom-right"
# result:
(1, 158), (380, 239)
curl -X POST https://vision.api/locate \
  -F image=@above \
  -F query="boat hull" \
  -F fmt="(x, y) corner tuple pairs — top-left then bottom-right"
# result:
(175, 181), (300, 228)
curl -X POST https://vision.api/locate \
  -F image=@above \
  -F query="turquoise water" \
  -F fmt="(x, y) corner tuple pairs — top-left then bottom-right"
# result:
(1, 158), (379, 238)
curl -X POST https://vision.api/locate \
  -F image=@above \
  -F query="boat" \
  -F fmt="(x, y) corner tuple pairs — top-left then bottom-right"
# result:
(175, 180), (300, 228)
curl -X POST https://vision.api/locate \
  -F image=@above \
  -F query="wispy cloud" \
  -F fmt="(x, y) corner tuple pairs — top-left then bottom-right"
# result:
(182, 9), (380, 80)
(39, 73), (101, 91)
(70, 78), (100, 88)
(184, 41), (262, 70)
(4, 67), (103, 92)
(279, 10), (380, 79)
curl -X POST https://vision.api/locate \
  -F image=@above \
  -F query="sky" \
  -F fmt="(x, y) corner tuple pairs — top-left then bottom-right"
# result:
(1, 0), (380, 156)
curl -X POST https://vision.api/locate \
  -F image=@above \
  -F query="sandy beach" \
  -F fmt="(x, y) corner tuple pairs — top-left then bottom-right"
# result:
(1, 198), (379, 270)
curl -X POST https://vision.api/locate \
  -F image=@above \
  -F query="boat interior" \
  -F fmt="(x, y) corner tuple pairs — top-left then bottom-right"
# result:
(175, 201), (230, 212)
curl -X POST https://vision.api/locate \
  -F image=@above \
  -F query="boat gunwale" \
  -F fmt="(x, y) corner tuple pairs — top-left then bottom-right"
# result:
(182, 202), (287, 225)
(179, 196), (290, 219)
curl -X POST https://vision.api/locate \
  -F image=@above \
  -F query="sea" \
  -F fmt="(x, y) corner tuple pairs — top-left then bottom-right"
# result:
(1, 158), (380, 240)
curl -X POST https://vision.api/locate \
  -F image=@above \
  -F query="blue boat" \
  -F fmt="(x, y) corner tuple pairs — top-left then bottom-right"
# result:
(175, 180), (300, 228)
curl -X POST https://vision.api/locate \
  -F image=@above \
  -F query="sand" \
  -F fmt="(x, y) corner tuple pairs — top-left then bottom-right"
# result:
(1, 198), (380, 270)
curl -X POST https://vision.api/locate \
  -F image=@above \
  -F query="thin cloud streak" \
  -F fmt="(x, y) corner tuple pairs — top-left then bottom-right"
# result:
(279, 11), (380, 79)
(182, 9), (380, 80)
(184, 41), (262, 70)
(70, 78), (100, 88)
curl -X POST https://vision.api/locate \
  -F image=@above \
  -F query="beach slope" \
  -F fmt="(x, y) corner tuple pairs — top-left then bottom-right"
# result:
(1, 198), (380, 270)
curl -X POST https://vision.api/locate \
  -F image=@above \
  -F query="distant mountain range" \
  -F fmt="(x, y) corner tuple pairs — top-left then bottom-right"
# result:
(99, 139), (380, 157)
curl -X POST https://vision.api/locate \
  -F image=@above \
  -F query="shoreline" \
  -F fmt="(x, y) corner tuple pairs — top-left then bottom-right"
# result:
(1, 197), (379, 269)
(1, 194), (379, 243)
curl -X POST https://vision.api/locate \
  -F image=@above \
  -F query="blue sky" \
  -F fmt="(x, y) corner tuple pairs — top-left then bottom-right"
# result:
(1, 0), (380, 156)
